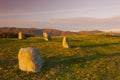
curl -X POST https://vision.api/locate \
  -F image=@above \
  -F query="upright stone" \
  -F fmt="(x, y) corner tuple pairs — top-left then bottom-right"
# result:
(62, 36), (71, 48)
(18, 32), (23, 39)
(18, 32), (26, 39)
(18, 47), (44, 73)
(43, 32), (51, 41)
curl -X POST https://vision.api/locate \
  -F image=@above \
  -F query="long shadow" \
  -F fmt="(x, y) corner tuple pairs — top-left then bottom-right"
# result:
(0, 59), (17, 69)
(106, 35), (120, 37)
(81, 42), (120, 48)
(70, 39), (83, 42)
(0, 39), (17, 44)
(71, 42), (120, 48)
(42, 52), (120, 73)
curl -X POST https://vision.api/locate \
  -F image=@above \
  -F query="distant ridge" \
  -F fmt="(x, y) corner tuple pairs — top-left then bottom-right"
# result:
(78, 30), (104, 34)
(0, 27), (106, 36)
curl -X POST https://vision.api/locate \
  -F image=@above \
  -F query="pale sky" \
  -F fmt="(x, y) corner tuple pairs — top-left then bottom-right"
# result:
(0, 0), (120, 31)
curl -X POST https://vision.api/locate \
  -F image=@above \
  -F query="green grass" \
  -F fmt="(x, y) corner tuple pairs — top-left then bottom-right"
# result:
(0, 34), (120, 80)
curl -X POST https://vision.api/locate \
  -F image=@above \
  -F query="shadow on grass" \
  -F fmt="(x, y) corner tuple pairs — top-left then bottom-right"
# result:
(105, 35), (120, 37)
(1, 52), (120, 79)
(71, 42), (120, 48)
(42, 52), (120, 73)
(82, 42), (120, 48)
(70, 39), (83, 42)
(0, 59), (17, 69)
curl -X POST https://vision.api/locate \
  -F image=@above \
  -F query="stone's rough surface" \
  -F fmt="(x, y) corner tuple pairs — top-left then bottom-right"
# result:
(62, 36), (71, 48)
(43, 32), (51, 41)
(18, 47), (44, 72)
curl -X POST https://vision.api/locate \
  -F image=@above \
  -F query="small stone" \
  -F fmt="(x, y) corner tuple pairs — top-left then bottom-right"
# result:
(45, 74), (49, 78)
(76, 70), (80, 74)
(0, 67), (2, 71)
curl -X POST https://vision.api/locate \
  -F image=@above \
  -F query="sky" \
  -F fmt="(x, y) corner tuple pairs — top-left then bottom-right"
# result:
(0, 0), (120, 31)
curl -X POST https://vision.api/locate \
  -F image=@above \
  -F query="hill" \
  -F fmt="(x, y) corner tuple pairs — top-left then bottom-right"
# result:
(0, 27), (104, 37)
(0, 27), (76, 36)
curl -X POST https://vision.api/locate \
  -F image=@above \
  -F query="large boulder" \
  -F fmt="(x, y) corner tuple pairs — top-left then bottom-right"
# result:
(62, 36), (71, 48)
(43, 32), (51, 41)
(18, 47), (44, 73)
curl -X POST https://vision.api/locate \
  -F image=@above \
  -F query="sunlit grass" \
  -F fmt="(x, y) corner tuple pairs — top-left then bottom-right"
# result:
(0, 34), (120, 80)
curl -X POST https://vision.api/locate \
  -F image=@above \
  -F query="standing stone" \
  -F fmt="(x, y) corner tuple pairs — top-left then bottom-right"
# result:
(18, 47), (44, 73)
(43, 32), (51, 41)
(62, 36), (71, 48)
(18, 32), (23, 39)
(18, 32), (26, 39)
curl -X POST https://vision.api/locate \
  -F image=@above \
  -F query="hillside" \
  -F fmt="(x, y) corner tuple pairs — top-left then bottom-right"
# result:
(0, 27), (105, 36)
(0, 34), (120, 80)
(0, 27), (77, 36)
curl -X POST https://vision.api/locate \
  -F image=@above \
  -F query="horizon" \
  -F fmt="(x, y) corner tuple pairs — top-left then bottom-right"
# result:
(1, 26), (120, 33)
(0, 0), (120, 31)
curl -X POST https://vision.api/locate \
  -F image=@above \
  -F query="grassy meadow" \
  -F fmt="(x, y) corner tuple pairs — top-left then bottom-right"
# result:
(0, 34), (120, 80)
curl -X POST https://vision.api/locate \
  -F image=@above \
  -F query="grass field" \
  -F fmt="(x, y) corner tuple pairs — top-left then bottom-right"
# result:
(0, 34), (120, 80)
